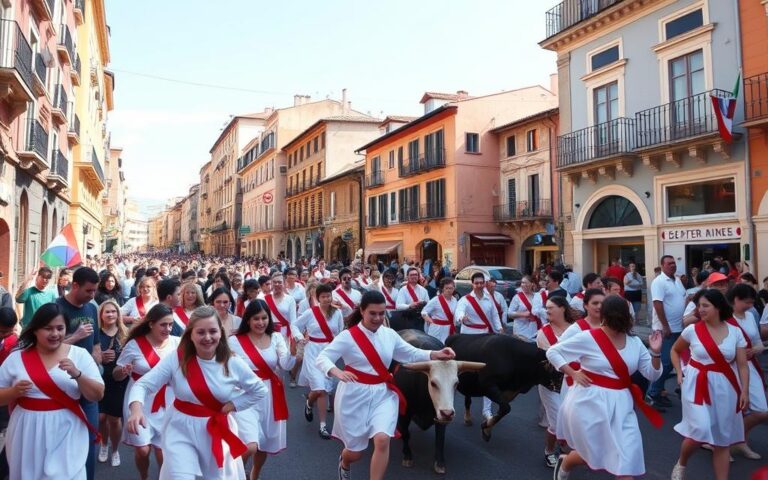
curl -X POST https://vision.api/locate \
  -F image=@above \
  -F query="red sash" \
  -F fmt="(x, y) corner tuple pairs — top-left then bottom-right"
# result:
(434, 295), (456, 335)
(540, 290), (548, 304)
(309, 306), (334, 343)
(335, 288), (357, 310)
(490, 293), (503, 319)
(587, 329), (664, 428)
(464, 295), (493, 332)
(691, 321), (742, 410)
(382, 287), (396, 310)
(575, 292), (584, 299)
(725, 317), (766, 388)
(518, 292), (542, 329)
(563, 319), (593, 386)
(576, 318), (590, 331)
(130, 337), (167, 413)
(174, 307), (190, 326)
(265, 294), (290, 333)
(406, 284), (419, 303)
(235, 334), (288, 421)
(0, 335), (18, 365)
(359, 277), (370, 286)
(20, 348), (102, 442)
(541, 324), (558, 346)
(346, 325), (406, 416)
(176, 352), (248, 467)
(136, 296), (147, 317)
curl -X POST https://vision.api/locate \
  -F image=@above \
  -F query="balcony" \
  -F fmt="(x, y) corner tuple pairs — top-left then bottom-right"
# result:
(544, 0), (624, 40)
(57, 24), (75, 65)
(285, 176), (320, 197)
(30, 0), (54, 22)
(210, 222), (228, 233)
(399, 149), (445, 177)
(67, 113), (80, 145)
(365, 170), (384, 188)
(557, 117), (635, 172)
(18, 118), (49, 171)
(744, 73), (768, 128)
(74, 0), (85, 25)
(70, 54), (81, 86)
(0, 20), (34, 110)
(400, 202), (446, 223)
(33, 53), (47, 95)
(76, 147), (106, 189)
(51, 84), (68, 124)
(493, 199), (552, 224)
(47, 149), (69, 190)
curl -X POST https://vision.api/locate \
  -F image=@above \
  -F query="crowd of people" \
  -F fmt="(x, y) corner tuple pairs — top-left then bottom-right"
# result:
(0, 251), (765, 480)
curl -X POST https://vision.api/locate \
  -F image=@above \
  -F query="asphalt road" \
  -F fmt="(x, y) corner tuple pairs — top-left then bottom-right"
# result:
(96, 363), (768, 480)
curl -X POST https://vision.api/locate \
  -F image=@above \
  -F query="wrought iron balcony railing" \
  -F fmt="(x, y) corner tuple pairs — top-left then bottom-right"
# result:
(24, 117), (49, 161)
(398, 148), (446, 177)
(745, 73), (768, 125)
(0, 20), (34, 95)
(544, 0), (624, 39)
(557, 117), (635, 168)
(493, 199), (552, 222)
(50, 149), (69, 181)
(365, 170), (384, 188)
(57, 24), (75, 64)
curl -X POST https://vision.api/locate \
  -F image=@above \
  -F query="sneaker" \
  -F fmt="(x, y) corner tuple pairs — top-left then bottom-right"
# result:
(644, 394), (667, 412)
(544, 451), (558, 468)
(289, 378), (297, 388)
(111, 451), (121, 467)
(731, 443), (762, 460)
(98, 444), (109, 463)
(553, 455), (569, 480)
(671, 461), (685, 480)
(338, 455), (351, 480)
(304, 399), (314, 422)
(319, 425), (331, 439)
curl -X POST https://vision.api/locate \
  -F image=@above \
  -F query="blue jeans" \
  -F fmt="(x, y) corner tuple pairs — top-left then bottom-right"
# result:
(81, 399), (98, 480)
(647, 332), (681, 398)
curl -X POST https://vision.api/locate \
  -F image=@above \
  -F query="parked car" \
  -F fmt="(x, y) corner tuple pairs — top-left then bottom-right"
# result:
(453, 266), (523, 300)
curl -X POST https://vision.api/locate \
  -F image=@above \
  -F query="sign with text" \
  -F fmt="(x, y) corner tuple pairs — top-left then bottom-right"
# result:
(661, 225), (741, 242)
(262, 192), (274, 204)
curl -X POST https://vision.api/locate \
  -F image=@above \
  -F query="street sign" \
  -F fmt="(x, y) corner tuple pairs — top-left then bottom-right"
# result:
(239, 226), (251, 235)
(342, 230), (353, 241)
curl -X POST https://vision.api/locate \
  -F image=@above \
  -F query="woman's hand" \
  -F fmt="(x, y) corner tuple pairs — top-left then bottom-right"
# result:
(330, 367), (357, 383)
(648, 330), (663, 353)
(11, 380), (33, 398)
(570, 370), (592, 387)
(220, 402), (235, 414)
(430, 347), (456, 361)
(677, 371), (684, 386)
(738, 390), (749, 412)
(126, 405), (147, 435)
(58, 358), (80, 378)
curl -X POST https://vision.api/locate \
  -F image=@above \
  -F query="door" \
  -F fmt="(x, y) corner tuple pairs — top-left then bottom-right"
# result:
(669, 49), (705, 137)
(528, 174), (540, 214)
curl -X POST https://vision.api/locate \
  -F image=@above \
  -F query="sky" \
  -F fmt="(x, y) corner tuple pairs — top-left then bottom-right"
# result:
(107, 0), (560, 213)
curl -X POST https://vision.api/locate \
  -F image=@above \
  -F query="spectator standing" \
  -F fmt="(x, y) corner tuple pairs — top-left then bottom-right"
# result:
(57, 269), (72, 297)
(624, 262), (644, 320)
(119, 268), (135, 302)
(14, 267), (57, 328)
(604, 258), (627, 295)
(0, 273), (12, 309)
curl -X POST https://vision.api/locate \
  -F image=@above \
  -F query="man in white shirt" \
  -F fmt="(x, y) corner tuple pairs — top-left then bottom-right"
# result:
(485, 278), (508, 326)
(313, 260), (331, 281)
(531, 271), (570, 324)
(332, 268), (362, 320)
(507, 276), (539, 342)
(647, 255), (687, 407)
(394, 268), (429, 311)
(355, 266), (374, 291)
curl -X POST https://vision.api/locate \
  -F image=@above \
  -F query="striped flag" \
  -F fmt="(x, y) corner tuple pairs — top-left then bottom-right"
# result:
(710, 74), (740, 144)
(40, 224), (82, 268)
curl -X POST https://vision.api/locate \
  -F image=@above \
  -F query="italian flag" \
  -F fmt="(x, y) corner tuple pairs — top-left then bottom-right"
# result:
(710, 74), (740, 144)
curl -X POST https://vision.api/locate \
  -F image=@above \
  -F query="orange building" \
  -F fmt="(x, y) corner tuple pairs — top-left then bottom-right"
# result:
(359, 87), (557, 270)
(742, 1), (768, 277)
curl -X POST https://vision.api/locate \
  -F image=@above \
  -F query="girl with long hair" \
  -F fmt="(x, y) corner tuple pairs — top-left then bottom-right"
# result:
(121, 276), (158, 325)
(174, 282), (205, 333)
(209, 287), (241, 336)
(95, 273), (125, 306)
(126, 306), (267, 479)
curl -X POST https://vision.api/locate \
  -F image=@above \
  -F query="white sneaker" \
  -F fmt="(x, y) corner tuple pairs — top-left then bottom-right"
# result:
(111, 451), (121, 467)
(671, 461), (685, 480)
(98, 444), (108, 463)
(731, 443), (762, 460)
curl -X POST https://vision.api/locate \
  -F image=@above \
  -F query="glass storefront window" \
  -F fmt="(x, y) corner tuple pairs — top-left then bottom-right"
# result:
(666, 178), (735, 219)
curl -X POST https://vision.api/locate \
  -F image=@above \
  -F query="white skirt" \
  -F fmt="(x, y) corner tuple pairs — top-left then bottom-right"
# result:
(557, 384), (646, 476)
(123, 379), (172, 448)
(298, 342), (336, 392)
(745, 362), (768, 413)
(332, 381), (398, 452)
(6, 406), (88, 480)
(425, 323), (451, 344)
(674, 365), (745, 446)
(255, 379), (287, 454)
(231, 407), (260, 447)
(538, 385), (561, 437)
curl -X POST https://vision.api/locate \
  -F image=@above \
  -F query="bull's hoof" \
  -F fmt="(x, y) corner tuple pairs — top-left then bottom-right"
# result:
(464, 415), (473, 426)
(402, 458), (414, 468)
(480, 420), (492, 442)
(433, 462), (446, 475)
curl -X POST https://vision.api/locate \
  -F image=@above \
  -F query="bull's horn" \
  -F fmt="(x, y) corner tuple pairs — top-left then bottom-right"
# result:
(402, 361), (432, 372)
(457, 361), (486, 372)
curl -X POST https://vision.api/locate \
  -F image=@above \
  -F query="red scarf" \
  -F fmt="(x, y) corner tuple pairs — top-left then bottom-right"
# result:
(540, 290), (548, 304)
(406, 284), (419, 303)
(174, 352), (248, 467)
(489, 292), (502, 319)
(308, 306), (334, 343)
(517, 292), (542, 329)
(235, 334), (288, 421)
(434, 295), (456, 335)
(136, 296), (147, 317)
(464, 294), (493, 331)
(541, 324), (558, 346)
(0, 335), (18, 365)
(130, 337), (167, 413)
(725, 317), (766, 388)
(265, 294), (290, 333)
(335, 288), (356, 310)
(382, 287), (396, 310)
(690, 321), (742, 410)
(174, 307), (190, 326)
(19, 348), (102, 442)
(587, 329), (663, 428)
(576, 318), (590, 331)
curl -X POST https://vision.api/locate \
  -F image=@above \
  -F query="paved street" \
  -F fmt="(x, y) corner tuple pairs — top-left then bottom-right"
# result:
(97, 366), (768, 480)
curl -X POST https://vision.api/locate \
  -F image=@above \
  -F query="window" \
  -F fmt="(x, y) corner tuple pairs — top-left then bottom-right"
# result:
(507, 178), (516, 216)
(397, 146), (404, 171)
(665, 9), (703, 40)
(670, 49), (705, 101)
(388, 150), (395, 169)
(466, 133), (479, 153)
(593, 81), (619, 148)
(300, 147), (304, 162)
(666, 178), (735, 219)
(321, 132), (326, 149)
(368, 197), (378, 227)
(371, 156), (381, 173)
(528, 174), (540, 208)
(330, 191), (336, 218)
(425, 129), (444, 164)
(526, 130), (537, 152)
(306, 142), (311, 158)
(378, 194), (388, 226)
(389, 191), (397, 223)
(506, 136), (516, 157)
(399, 186), (419, 222)
(588, 196), (642, 229)
(590, 45), (620, 71)
(425, 179), (445, 218)
(313, 137), (318, 153)
(408, 139), (419, 162)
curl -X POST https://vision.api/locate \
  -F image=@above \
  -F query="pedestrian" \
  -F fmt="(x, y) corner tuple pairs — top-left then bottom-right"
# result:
(548, 296), (663, 479)
(0, 302), (104, 480)
(671, 289), (750, 480)
(395, 267), (430, 330)
(263, 273), (299, 364)
(229, 300), (296, 480)
(624, 263), (644, 319)
(568, 272), (603, 315)
(121, 276), (158, 326)
(508, 275), (541, 342)
(94, 300), (129, 468)
(0, 307), (19, 478)
(485, 278), (508, 326)
(531, 271), (570, 324)
(126, 306), (268, 480)
(421, 278), (458, 343)
(209, 287), (240, 336)
(14, 267), (57, 328)
(333, 269), (362, 322)
(95, 272), (125, 306)
(156, 278), (182, 336)
(114, 304), (180, 480)
(316, 290), (455, 480)
(605, 258), (627, 295)
(174, 282), (205, 333)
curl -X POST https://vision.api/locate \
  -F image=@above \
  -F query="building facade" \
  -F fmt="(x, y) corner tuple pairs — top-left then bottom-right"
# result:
(102, 146), (125, 252)
(320, 164), (364, 263)
(180, 184), (199, 253)
(361, 88), (558, 270)
(542, 0), (747, 276)
(124, 199), (148, 252)
(196, 161), (211, 251)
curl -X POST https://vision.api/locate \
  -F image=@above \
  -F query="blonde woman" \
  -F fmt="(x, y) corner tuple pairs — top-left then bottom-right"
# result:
(121, 277), (158, 325)
(94, 300), (129, 467)
(174, 283), (205, 333)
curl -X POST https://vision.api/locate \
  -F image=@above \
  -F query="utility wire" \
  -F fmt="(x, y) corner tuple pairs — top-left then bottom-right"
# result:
(110, 68), (287, 95)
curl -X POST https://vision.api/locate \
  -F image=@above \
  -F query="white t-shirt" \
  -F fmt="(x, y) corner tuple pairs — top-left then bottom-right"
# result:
(650, 273), (687, 333)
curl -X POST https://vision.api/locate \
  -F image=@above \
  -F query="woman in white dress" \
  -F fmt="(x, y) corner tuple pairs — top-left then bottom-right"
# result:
(316, 290), (455, 480)
(671, 289), (750, 480)
(535, 295), (576, 469)
(725, 284), (768, 459)
(293, 283), (344, 439)
(114, 304), (180, 480)
(174, 282), (205, 333)
(209, 287), (241, 336)
(421, 278), (458, 343)
(229, 299), (296, 480)
(547, 295), (663, 480)
(0, 303), (104, 480)
(126, 306), (267, 480)
(121, 276), (158, 325)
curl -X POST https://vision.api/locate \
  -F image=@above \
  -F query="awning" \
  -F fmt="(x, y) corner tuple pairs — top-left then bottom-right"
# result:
(470, 234), (513, 245)
(365, 240), (402, 258)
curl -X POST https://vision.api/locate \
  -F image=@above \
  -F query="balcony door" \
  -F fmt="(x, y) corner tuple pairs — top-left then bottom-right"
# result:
(669, 49), (705, 138)
(593, 81), (619, 156)
(528, 174), (540, 215)
(507, 178), (516, 218)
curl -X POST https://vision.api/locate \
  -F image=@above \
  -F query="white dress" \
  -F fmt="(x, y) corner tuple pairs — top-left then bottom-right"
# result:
(508, 292), (539, 341)
(555, 320), (593, 409)
(228, 334), (295, 454)
(121, 296), (158, 319)
(536, 326), (564, 436)
(127, 353), (268, 480)
(220, 314), (242, 337)
(116, 336), (180, 447)
(0, 347), (103, 480)
(293, 307), (344, 392)
(731, 313), (768, 413)
(265, 294), (301, 346)
(673, 323), (747, 446)
(316, 325), (431, 452)
(421, 295), (457, 343)
(546, 331), (662, 476)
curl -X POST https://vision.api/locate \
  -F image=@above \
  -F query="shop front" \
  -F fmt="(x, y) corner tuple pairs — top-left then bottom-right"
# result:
(469, 234), (513, 266)
(660, 223), (744, 275)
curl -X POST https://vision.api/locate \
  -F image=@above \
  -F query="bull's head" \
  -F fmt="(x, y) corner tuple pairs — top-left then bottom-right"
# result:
(403, 360), (486, 424)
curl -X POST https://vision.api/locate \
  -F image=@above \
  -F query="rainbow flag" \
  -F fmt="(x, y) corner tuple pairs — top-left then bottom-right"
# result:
(41, 224), (82, 268)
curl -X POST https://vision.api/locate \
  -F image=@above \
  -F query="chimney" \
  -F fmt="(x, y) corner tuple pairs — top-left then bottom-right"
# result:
(456, 90), (469, 100)
(294, 95), (302, 106)
(341, 88), (348, 114)
(265, 107), (274, 114)
(549, 73), (559, 96)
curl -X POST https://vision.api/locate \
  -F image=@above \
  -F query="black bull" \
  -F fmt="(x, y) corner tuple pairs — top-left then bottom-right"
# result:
(394, 330), (563, 474)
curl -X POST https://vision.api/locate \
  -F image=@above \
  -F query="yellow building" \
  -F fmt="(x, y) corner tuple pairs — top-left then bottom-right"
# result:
(68, 0), (112, 257)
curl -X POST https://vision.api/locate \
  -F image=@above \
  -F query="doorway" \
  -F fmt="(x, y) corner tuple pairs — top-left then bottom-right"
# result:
(685, 243), (740, 273)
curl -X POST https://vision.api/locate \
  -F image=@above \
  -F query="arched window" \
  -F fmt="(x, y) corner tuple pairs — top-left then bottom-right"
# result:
(587, 195), (642, 229)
